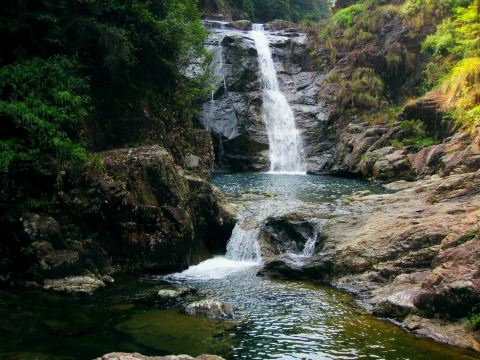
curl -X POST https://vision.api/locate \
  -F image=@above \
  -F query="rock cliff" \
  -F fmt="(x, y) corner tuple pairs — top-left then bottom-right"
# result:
(1, 129), (235, 284)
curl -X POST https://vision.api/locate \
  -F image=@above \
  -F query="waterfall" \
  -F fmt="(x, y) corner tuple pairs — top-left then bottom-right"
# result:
(251, 24), (305, 174)
(218, 40), (229, 96)
(302, 219), (326, 257)
(225, 224), (261, 262)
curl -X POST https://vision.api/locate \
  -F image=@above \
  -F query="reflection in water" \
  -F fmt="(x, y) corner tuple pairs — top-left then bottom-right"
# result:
(212, 172), (387, 203)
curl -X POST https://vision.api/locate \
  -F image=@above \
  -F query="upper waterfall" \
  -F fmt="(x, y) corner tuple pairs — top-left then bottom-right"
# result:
(251, 24), (306, 174)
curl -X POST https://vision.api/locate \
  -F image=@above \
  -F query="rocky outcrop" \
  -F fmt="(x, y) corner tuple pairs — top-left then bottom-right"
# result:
(259, 171), (480, 351)
(201, 15), (478, 181)
(1, 142), (235, 284)
(97, 353), (224, 360)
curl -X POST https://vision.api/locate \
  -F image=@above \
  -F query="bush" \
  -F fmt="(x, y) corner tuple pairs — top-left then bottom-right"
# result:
(332, 4), (365, 28)
(467, 313), (480, 330)
(390, 119), (439, 148)
(347, 68), (384, 108)
(440, 57), (480, 131)
(0, 56), (90, 174)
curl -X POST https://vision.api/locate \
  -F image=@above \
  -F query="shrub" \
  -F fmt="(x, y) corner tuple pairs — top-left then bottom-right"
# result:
(0, 56), (90, 174)
(332, 4), (365, 28)
(348, 68), (384, 108)
(440, 57), (480, 131)
(467, 313), (480, 330)
(391, 119), (439, 148)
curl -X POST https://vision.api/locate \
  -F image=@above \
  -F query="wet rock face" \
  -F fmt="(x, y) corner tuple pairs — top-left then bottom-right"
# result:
(7, 144), (235, 282)
(260, 217), (323, 257)
(201, 22), (327, 172)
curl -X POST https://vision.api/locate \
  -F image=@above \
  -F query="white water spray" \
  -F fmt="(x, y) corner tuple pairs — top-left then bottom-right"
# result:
(251, 24), (305, 174)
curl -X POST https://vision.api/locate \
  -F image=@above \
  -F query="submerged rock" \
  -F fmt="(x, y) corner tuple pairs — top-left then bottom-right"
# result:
(185, 299), (235, 319)
(157, 288), (192, 299)
(43, 276), (105, 294)
(97, 353), (224, 360)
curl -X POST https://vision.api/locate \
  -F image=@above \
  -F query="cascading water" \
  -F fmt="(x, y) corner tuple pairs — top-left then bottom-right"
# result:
(169, 218), (262, 280)
(225, 224), (261, 261)
(251, 24), (305, 174)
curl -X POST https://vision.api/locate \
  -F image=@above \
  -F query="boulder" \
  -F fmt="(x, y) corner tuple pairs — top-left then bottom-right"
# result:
(185, 300), (235, 319)
(21, 213), (64, 248)
(43, 276), (105, 294)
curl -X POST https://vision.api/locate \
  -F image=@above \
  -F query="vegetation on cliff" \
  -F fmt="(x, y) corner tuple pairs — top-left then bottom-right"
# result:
(308, 0), (479, 142)
(0, 0), (208, 210)
(0, 1), (222, 280)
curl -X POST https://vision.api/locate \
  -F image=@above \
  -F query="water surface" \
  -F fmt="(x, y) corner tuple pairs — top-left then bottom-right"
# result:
(0, 174), (478, 360)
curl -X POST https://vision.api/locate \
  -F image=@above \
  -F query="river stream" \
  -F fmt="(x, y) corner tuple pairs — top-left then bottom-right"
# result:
(0, 174), (478, 360)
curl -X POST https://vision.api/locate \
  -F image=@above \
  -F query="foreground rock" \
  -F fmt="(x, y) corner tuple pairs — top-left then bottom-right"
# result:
(43, 276), (105, 294)
(97, 353), (224, 360)
(261, 171), (480, 352)
(185, 300), (235, 319)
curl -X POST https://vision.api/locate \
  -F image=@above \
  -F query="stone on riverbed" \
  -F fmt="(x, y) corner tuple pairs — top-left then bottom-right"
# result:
(185, 300), (235, 319)
(96, 353), (225, 360)
(43, 275), (105, 294)
(157, 288), (192, 299)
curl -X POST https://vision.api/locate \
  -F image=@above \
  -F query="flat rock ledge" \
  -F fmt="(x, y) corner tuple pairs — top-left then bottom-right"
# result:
(44, 275), (106, 294)
(96, 353), (224, 360)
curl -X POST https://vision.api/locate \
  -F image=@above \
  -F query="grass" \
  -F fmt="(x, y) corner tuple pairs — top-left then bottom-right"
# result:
(332, 4), (365, 28)
(440, 57), (480, 132)
(466, 313), (480, 329)
(390, 119), (439, 148)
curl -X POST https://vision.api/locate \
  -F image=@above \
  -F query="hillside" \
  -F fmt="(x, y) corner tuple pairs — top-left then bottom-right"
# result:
(302, 0), (480, 178)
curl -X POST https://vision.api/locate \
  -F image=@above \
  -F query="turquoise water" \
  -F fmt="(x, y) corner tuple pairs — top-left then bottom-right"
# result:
(212, 173), (387, 203)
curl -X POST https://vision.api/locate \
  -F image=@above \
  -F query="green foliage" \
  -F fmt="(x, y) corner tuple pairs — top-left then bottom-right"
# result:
(347, 68), (384, 108)
(422, 1), (479, 59)
(467, 313), (480, 329)
(0, 56), (90, 173)
(332, 4), (365, 27)
(0, 0), (209, 214)
(440, 57), (480, 132)
(219, 0), (332, 22)
(417, 0), (480, 132)
(391, 119), (439, 148)
(361, 105), (404, 125)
